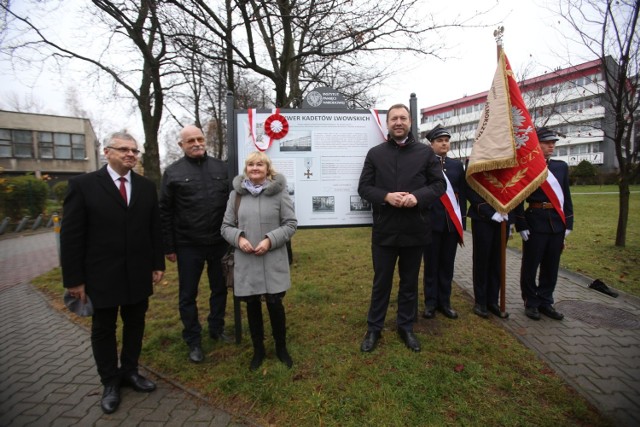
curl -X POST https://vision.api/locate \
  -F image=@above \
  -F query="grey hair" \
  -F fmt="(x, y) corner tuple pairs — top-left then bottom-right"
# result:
(106, 131), (138, 147)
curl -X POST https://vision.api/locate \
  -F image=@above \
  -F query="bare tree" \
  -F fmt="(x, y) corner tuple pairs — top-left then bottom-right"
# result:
(0, 0), (176, 188)
(1, 91), (48, 113)
(557, 0), (640, 247)
(166, 0), (491, 108)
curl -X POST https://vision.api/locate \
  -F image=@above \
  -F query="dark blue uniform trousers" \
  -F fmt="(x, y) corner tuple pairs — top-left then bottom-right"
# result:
(423, 230), (459, 310)
(367, 244), (423, 332)
(520, 231), (564, 308)
(471, 219), (505, 307)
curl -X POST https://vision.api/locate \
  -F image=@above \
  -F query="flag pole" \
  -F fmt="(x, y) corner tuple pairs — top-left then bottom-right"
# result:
(494, 26), (509, 319)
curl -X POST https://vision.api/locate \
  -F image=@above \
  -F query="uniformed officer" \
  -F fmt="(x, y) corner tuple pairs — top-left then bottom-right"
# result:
(422, 125), (466, 320)
(515, 127), (574, 320)
(467, 187), (511, 319)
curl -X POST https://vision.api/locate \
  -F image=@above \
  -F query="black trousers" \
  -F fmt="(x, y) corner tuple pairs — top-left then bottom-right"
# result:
(366, 244), (423, 332)
(176, 243), (228, 347)
(423, 230), (459, 309)
(471, 219), (506, 307)
(520, 231), (564, 308)
(91, 298), (148, 386)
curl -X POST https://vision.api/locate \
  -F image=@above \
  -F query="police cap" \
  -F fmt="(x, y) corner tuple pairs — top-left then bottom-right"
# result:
(536, 127), (559, 142)
(426, 124), (451, 142)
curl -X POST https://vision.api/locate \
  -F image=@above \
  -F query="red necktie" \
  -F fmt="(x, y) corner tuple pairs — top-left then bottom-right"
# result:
(118, 177), (127, 204)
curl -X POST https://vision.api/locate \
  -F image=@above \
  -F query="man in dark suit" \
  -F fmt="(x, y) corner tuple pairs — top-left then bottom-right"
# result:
(515, 127), (574, 320)
(358, 104), (445, 353)
(422, 125), (466, 320)
(61, 131), (165, 414)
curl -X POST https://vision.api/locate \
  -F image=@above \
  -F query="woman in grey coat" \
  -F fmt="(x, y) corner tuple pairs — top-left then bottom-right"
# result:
(221, 151), (297, 371)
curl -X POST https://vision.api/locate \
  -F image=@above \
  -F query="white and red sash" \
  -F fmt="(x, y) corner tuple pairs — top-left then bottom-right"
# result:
(440, 171), (464, 244)
(369, 109), (387, 140)
(539, 170), (566, 225)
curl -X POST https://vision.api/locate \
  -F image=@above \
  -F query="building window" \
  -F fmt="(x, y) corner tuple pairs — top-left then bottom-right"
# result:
(34, 132), (86, 160)
(39, 132), (54, 159)
(72, 134), (85, 159)
(0, 129), (34, 158)
(0, 129), (11, 158)
(54, 133), (72, 159)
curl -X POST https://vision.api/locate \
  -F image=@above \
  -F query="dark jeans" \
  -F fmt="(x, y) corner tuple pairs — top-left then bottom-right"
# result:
(176, 244), (228, 347)
(367, 244), (423, 332)
(91, 298), (148, 386)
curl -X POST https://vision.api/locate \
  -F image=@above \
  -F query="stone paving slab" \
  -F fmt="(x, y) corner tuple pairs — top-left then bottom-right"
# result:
(453, 230), (640, 427)
(0, 232), (254, 427)
(0, 284), (252, 427)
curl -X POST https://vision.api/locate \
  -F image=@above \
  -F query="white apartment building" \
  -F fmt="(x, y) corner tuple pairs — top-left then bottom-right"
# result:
(419, 58), (619, 172)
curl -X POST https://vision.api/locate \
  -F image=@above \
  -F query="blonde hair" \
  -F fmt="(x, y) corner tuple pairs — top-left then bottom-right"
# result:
(244, 151), (277, 180)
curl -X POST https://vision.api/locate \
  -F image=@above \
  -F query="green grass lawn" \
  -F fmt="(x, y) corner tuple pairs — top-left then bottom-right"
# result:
(33, 189), (634, 426)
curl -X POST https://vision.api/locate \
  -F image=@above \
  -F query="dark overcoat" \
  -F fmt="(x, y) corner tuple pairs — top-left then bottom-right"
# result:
(61, 166), (165, 309)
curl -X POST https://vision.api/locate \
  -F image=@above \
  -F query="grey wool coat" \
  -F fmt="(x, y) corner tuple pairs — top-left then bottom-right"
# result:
(221, 174), (297, 297)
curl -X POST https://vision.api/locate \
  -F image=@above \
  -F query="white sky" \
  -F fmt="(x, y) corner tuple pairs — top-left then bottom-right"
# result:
(0, 0), (595, 140)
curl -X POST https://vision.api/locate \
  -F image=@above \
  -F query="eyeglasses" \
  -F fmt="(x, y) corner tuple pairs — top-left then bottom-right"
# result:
(107, 146), (141, 155)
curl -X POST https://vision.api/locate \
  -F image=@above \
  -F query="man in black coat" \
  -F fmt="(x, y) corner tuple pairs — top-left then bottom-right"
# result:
(61, 132), (165, 414)
(422, 125), (466, 320)
(515, 127), (574, 321)
(159, 125), (230, 363)
(358, 104), (445, 353)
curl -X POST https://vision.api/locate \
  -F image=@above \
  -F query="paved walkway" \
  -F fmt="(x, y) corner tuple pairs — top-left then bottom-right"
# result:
(454, 231), (640, 427)
(0, 231), (252, 426)
(0, 230), (639, 426)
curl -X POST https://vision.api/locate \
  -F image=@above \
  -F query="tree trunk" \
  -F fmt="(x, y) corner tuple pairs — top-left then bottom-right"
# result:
(615, 177), (629, 247)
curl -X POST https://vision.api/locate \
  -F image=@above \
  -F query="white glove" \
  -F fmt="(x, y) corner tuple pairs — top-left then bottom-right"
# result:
(502, 213), (509, 222)
(520, 230), (530, 241)
(565, 229), (572, 237)
(491, 212), (504, 223)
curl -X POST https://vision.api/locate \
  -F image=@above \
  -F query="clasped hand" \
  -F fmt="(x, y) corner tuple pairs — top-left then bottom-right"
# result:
(238, 236), (271, 256)
(385, 192), (417, 208)
(491, 212), (509, 223)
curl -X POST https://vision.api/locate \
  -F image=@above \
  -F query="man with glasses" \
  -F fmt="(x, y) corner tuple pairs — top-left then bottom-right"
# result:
(61, 131), (165, 414)
(159, 125), (230, 363)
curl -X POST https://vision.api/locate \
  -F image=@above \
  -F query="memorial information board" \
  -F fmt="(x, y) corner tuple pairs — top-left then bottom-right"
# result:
(235, 109), (388, 227)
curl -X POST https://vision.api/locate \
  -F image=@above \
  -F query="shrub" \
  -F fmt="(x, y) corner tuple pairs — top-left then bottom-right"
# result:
(0, 175), (50, 220)
(52, 181), (69, 204)
(570, 160), (599, 185)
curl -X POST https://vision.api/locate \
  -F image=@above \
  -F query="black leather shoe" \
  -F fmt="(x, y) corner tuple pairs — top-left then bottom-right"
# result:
(398, 329), (421, 352)
(189, 345), (204, 363)
(473, 304), (489, 318)
(525, 306), (541, 320)
(422, 307), (436, 319)
(122, 372), (156, 393)
(250, 349), (265, 371)
(276, 345), (293, 368)
(539, 305), (564, 320)
(438, 306), (459, 319)
(210, 331), (233, 343)
(360, 331), (381, 352)
(100, 385), (120, 414)
(487, 303), (509, 318)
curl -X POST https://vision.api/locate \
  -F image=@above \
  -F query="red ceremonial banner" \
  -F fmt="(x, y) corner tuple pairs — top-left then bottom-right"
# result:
(466, 50), (547, 214)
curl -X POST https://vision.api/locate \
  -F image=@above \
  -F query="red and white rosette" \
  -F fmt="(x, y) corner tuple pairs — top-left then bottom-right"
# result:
(254, 108), (288, 151)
